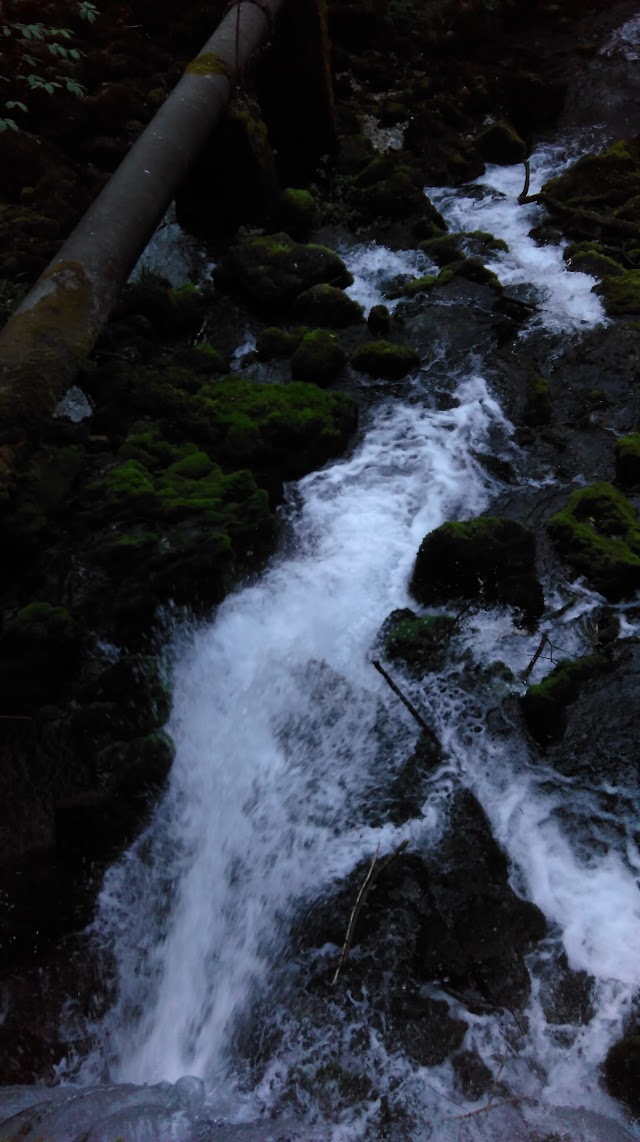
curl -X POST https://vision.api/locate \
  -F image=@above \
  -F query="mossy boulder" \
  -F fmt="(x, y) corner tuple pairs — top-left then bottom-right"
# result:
(292, 283), (364, 328)
(411, 516), (542, 620)
(521, 654), (607, 744)
(615, 433), (640, 487)
(546, 482), (640, 600)
(275, 187), (321, 237)
(352, 156), (427, 222)
(220, 232), (352, 314)
(367, 304), (391, 336)
(523, 372), (552, 428)
(116, 273), (205, 336)
(0, 602), (81, 708)
(418, 234), (463, 267)
(290, 330), (347, 385)
(476, 120), (526, 165)
(382, 608), (456, 674)
(603, 1030), (640, 1119)
(595, 270), (640, 315)
(195, 378), (358, 477)
(255, 326), (306, 360)
(350, 340), (420, 380)
(563, 241), (625, 279)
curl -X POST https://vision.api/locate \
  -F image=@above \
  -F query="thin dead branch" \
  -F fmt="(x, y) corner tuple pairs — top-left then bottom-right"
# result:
(517, 159), (531, 203)
(371, 659), (439, 747)
(331, 838), (409, 985)
(521, 632), (549, 682)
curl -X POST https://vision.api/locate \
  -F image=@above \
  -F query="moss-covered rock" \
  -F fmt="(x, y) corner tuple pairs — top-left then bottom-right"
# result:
(352, 155), (428, 222)
(275, 187), (321, 237)
(563, 241), (625, 279)
(603, 1030), (640, 1119)
(411, 516), (542, 619)
(476, 120), (526, 165)
(382, 608), (456, 674)
(523, 372), (552, 428)
(367, 304), (391, 336)
(521, 654), (607, 744)
(547, 482), (640, 600)
(615, 433), (640, 488)
(418, 234), (463, 266)
(220, 232), (352, 314)
(595, 270), (640, 315)
(255, 326), (306, 361)
(350, 340), (420, 379)
(292, 283), (364, 328)
(0, 602), (81, 708)
(290, 329), (347, 385)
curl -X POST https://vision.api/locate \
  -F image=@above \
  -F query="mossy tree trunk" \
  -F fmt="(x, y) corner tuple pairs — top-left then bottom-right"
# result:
(0, 0), (287, 478)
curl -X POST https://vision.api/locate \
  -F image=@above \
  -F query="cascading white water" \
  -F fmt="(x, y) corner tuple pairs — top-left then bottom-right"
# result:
(89, 372), (505, 1094)
(428, 136), (608, 333)
(4, 136), (640, 1142)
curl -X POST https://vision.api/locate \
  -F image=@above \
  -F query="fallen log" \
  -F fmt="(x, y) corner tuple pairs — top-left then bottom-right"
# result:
(0, 0), (287, 472)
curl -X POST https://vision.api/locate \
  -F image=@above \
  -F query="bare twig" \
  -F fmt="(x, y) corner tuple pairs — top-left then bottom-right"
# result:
(371, 659), (439, 747)
(331, 839), (409, 985)
(517, 159), (531, 203)
(521, 632), (549, 682)
(452, 1095), (527, 1120)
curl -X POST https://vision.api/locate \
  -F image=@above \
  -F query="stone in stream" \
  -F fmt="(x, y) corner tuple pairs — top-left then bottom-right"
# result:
(546, 481), (640, 600)
(410, 515), (543, 621)
(219, 232), (353, 314)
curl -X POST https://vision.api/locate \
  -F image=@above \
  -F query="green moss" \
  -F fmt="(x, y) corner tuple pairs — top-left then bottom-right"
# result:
(522, 654), (607, 744)
(477, 120), (526, 165)
(350, 340), (420, 379)
(384, 609), (456, 674)
(596, 270), (640, 315)
(290, 328), (347, 385)
(195, 377), (358, 477)
(256, 326), (306, 360)
(221, 232), (353, 312)
(277, 187), (321, 236)
(292, 283), (364, 328)
(523, 372), (552, 428)
(185, 52), (229, 77)
(615, 433), (640, 487)
(6, 601), (74, 644)
(547, 481), (640, 599)
(411, 516), (542, 619)
(419, 235), (463, 271)
(403, 274), (442, 297)
(563, 242), (625, 279)
(467, 230), (509, 252)
(104, 460), (160, 514)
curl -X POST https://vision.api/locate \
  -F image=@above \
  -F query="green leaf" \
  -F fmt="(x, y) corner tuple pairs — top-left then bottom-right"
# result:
(0, 117), (19, 132)
(5, 101), (27, 111)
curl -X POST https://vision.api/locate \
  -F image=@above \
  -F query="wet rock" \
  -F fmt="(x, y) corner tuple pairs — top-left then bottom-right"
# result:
(603, 1028), (640, 1119)
(219, 233), (352, 314)
(367, 303), (391, 336)
(255, 326), (306, 361)
(477, 119), (527, 164)
(523, 371), (553, 428)
(537, 952), (595, 1026)
(275, 187), (321, 238)
(452, 1049), (495, 1100)
(290, 329), (348, 385)
(0, 602), (82, 710)
(390, 990), (467, 1067)
(615, 432), (640, 487)
(350, 339), (420, 379)
(521, 654), (609, 745)
(596, 269), (640, 315)
(410, 516), (543, 621)
(380, 608), (456, 674)
(292, 283), (364, 329)
(546, 481), (640, 600)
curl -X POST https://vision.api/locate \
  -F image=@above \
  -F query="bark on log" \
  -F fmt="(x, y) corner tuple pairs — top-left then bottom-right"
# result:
(0, 0), (286, 467)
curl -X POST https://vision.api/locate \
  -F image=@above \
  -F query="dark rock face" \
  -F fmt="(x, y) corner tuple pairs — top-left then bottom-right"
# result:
(603, 1031), (640, 1119)
(303, 788), (546, 1025)
(380, 608), (456, 675)
(410, 516), (543, 621)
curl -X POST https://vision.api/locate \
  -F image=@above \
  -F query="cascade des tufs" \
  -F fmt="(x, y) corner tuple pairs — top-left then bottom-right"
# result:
(3, 48), (640, 1142)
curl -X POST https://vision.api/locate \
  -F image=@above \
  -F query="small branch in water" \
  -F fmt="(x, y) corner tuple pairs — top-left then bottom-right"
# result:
(452, 1095), (528, 1120)
(520, 632), (549, 682)
(517, 159), (531, 203)
(331, 839), (409, 986)
(371, 659), (439, 746)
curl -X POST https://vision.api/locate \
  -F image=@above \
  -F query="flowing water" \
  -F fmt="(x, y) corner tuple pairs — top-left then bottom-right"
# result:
(3, 137), (640, 1142)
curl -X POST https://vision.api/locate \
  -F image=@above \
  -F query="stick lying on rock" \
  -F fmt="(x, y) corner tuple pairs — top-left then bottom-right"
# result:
(332, 838), (409, 986)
